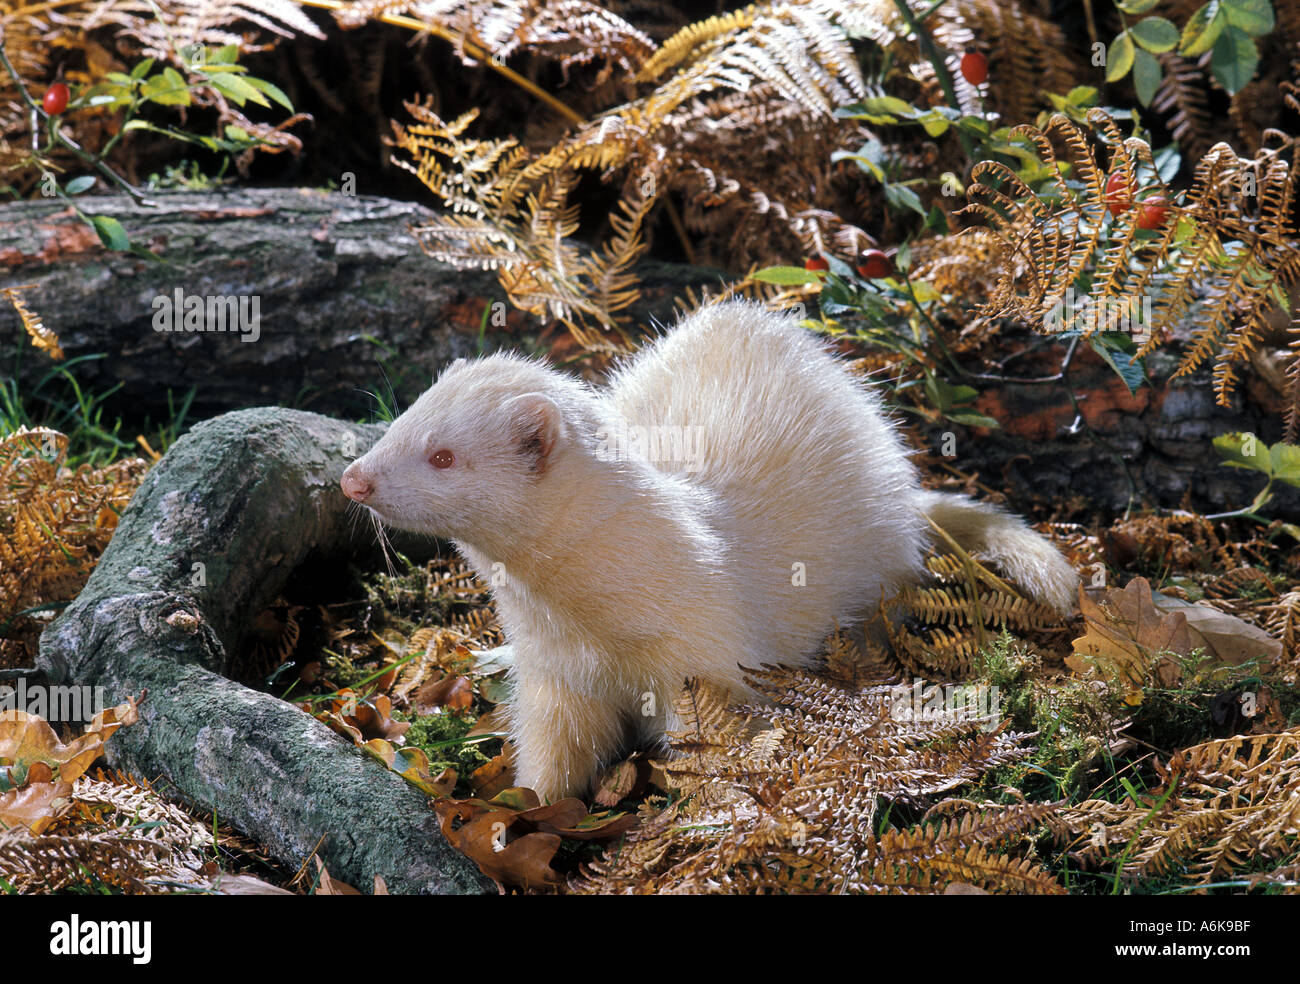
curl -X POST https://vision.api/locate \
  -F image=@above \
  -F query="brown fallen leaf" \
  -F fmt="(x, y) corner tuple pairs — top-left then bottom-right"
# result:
(0, 699), (141, 786)
(1149, 593), (1283, 667)
(433, 787), (638, 890)
(593, 755), (644, 807)
(314, 858), (362, 895)
(302, 689), (410, 745)
(1068, 578), (1192, 695)
(470, 748), (514, 799)
(414, 674), (475, 714)
(211, 873), (295, 896)
(362, 739), (448, 796)
(433, 798), (564, 891)
(0, 780), (73, 834)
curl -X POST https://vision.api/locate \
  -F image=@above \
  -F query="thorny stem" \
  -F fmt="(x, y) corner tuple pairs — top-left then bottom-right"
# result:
(0, 41), (155, 206)
(890, 0), (976, 160)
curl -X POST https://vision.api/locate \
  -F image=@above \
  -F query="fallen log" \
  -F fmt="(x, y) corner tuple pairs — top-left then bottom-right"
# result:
(36, 405), (495, 895)
(0, 187), (717, 420)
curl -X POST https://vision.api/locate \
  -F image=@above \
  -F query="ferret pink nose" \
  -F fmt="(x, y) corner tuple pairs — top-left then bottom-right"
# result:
(341, 463), (374, 503)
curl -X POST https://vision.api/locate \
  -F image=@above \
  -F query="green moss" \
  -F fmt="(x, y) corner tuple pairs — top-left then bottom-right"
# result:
(398, 708), (498, 783)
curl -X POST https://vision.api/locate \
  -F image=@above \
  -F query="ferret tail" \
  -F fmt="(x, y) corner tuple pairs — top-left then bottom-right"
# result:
(918, 490), (1079, 616)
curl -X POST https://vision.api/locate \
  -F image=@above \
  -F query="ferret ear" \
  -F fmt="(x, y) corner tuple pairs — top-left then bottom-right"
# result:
(505, 393), (564, 474)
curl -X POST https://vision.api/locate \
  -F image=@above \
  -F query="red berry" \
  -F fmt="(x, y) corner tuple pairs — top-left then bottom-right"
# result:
(805, 256), (830, 272)
(42, 82), (69, 116)
(1136, 195), (1170, 230)
(960, 51), (988, 86)
(857, 249), (891, 279)
(1105, 171), (1133, 216)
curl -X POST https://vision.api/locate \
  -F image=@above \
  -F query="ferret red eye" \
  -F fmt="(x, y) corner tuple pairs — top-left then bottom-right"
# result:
(429, 449), (455, 469)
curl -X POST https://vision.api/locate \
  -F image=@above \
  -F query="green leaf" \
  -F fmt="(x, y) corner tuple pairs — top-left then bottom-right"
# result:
(946, 411), (1001, 429)
(1213, 432), (1272, 475)
(211, 43), (241, 65)
(1106, 31), (1136, 81)
(858, 95), (917, 117)
(910, 280), (941, 304)
(1116, 0), (1160, 13)
(1130, 16), (1180, 53)
(90, 215), (129, 251)
(1089, 334), (1146, 395)
(1154, 144), (1181, 182)
(1222, 0), (1274, 36)
(142, 68), (191, 106)
(1180, 1), (1226, 57)
(244, 76), (293, 111)
(1270, 442), (1300, 487)
(914, 109), (950, 137)
(832, 138), (885, 181)
(884, 182), (925, 216)
(197, 62), (249, 75)
(206, 72), (269, 108)
(1132, 48), (1163, 106)
(1210, 26), (1259, 93)
(749, 265), (824, 286)
(130, 58), (155, 80)
(64, 176), (95, 195)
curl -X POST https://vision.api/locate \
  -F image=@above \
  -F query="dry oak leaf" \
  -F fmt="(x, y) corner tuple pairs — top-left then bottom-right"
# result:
(434, 796), (564, 891)
(414, 674), (475, 714)
(469, 752), (513, 800)
(434, 787), (637, 891)
(362, 738), (453, 797)
(0, 698), (141, 786)
(1150, 595), (1283, 667)
(301, 689), (410, 745)
(0, 780), (74, 834)
(1068, 578), (1192, 695)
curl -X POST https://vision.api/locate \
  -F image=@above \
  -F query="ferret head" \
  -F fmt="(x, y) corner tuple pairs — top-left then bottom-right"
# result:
(341, 353), (586, 552)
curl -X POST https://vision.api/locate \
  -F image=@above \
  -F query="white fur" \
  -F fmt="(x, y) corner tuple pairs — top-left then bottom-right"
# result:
(343, 301), (1077, 800)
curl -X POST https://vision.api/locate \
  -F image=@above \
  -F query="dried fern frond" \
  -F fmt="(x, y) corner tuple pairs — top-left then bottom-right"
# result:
(0, 770), (261, 894)
(882, 521), (1065, 680)
(0, 428), (146, 656)
(1, 285), (61, 360)
(1060, 728), (1300, 887)
(571, 665), (1041, 894)
(966, 109), (1300, 410)
(384, 1), (879, 344)
(393, 101), (643, 345)
(93, 1), (326, 55)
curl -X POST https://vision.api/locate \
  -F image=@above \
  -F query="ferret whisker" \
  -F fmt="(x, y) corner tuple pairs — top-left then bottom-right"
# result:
(370, 510), (398, 576)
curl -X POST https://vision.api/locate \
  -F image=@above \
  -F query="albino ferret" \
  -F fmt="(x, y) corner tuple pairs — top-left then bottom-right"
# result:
(341, 301), (1076, 800)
